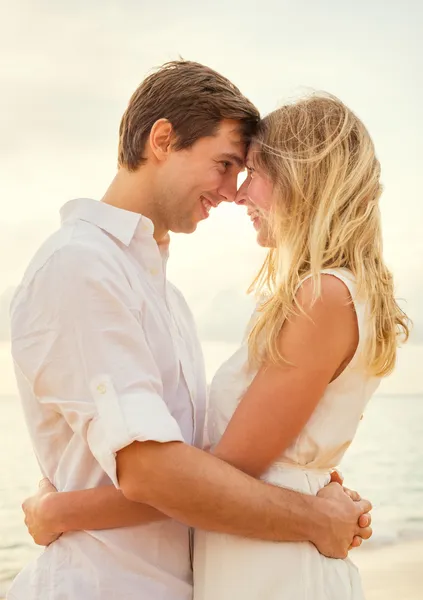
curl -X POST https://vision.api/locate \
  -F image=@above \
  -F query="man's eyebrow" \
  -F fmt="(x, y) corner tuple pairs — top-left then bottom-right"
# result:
(219, 153), (246, 168)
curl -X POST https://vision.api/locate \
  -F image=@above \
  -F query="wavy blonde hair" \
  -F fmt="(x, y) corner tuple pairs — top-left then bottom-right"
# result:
(248, 93), (410, 377)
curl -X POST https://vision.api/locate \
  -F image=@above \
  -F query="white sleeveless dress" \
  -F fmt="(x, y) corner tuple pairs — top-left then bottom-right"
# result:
(193, 269), (380, 600)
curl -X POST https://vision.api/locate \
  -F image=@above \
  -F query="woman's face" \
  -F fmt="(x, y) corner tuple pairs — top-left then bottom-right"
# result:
(236, 145), (275, 247)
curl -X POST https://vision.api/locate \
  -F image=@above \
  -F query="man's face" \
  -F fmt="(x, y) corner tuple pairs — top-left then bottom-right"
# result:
(156, 119), (247, 234)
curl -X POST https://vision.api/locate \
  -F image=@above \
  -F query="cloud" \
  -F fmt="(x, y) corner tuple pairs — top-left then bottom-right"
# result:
(404, 294), (423, 345)
(0, 220), (58, 288)
(410, 325), (423, 344)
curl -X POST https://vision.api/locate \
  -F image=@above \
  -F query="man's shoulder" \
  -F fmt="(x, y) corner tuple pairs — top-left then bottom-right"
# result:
(20, 224), (124, 289)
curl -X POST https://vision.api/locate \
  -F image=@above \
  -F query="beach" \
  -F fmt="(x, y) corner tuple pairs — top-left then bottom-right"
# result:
(354, 540), (423, 599)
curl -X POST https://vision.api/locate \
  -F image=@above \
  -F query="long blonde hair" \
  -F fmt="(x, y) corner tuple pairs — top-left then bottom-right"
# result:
(248, 93), (410, 377)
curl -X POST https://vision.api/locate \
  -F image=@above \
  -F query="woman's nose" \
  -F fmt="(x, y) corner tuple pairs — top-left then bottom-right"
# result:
(235, 179), (249, 205)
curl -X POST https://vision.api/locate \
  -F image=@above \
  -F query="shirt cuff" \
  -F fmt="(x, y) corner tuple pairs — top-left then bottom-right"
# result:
(87, 375), (185, 487)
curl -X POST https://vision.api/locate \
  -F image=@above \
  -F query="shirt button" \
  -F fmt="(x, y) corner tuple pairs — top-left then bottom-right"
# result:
(96, 383), (107, 394)
(149, 268), (159, 276)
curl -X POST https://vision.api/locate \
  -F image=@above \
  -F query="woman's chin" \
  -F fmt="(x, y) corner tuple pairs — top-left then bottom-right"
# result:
(256, 230), (275, 248)
(256, 235), (268, 248)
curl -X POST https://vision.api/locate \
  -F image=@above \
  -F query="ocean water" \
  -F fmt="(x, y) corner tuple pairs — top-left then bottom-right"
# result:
(1, 393), (423, 596)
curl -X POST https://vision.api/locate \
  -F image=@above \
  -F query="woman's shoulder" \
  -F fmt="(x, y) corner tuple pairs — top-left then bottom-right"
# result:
(297, 268), (356, 304)
(293, 279), (355, 338)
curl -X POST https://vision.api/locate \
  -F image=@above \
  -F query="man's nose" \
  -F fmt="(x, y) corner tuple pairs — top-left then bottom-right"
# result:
(218, 173), (239, 203)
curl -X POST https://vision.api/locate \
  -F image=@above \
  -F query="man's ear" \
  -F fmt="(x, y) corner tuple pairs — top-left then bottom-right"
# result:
(148, 119), (174, 162)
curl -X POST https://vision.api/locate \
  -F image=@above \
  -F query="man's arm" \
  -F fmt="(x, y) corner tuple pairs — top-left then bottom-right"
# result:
(22, 451), (369, 551)
(117, 440), (371, 559)
(22, 467), (367, 550)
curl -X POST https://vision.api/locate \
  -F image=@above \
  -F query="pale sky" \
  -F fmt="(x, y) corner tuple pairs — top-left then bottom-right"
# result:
(0, 0), (421, 394)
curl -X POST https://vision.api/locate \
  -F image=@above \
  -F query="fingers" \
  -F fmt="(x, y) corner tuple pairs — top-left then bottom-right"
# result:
(357, 498), (372, 514)
(358, 513), (372, 528)
(353, 498), (373, 543)
(350, 536), (363, 550)
(343, 487), (361, 502)
(357, 525), (373, 540)
(330, 470), (344, 485)
(355, 497), (373, 541)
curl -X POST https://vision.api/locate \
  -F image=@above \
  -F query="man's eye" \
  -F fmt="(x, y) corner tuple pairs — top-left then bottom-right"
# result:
(221, 161), (230, 169)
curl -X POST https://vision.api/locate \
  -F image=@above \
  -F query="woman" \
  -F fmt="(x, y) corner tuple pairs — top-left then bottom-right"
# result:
(192, 93), (409, 599)
(21, 94), (409, 598)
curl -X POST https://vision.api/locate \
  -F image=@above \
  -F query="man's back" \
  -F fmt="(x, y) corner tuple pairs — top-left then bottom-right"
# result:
(8, 198), (206, 600)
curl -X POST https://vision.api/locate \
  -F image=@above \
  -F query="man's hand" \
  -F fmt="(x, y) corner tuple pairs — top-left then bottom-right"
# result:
(329, 472), (372, 547)
(22, 479), (61, 546)
(313, 482), (372, 558)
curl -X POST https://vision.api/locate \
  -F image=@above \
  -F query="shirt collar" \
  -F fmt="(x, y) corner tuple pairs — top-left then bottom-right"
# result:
(60, 198), (155, 246)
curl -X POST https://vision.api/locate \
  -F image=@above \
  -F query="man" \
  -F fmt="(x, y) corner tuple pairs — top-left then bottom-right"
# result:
(9, 61), (371, 600)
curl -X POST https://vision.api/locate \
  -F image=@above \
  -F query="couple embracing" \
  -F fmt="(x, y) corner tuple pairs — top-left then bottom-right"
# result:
(8, 60), (409, 600)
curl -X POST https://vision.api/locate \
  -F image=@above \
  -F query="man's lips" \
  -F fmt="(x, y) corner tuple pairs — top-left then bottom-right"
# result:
(200, 196), (220, 218)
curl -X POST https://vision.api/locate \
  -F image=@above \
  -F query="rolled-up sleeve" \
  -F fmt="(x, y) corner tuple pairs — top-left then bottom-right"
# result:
(10, 243), (184, 486)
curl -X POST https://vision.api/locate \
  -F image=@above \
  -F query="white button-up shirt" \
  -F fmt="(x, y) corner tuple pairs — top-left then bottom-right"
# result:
(8, 198), (207, 600)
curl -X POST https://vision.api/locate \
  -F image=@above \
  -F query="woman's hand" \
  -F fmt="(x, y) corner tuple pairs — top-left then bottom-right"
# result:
(22, 478), (62, 546)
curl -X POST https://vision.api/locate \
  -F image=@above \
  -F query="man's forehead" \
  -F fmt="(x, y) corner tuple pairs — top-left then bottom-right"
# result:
(215, 123), (248, 162)
(221, 121), (247, 143)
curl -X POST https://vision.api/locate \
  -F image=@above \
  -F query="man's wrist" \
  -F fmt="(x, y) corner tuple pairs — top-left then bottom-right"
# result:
(297, 494), (329, 546)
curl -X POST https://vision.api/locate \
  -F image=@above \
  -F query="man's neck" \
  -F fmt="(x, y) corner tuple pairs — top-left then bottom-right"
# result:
(101, 168), (168, 242)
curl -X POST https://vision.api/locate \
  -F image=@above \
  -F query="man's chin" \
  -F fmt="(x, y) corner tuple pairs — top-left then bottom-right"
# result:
(170, 220), (199, 235)
(186, 221), (199, 234)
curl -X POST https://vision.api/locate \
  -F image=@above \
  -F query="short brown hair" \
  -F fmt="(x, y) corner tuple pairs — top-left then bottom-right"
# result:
(118, 60), (260, 170)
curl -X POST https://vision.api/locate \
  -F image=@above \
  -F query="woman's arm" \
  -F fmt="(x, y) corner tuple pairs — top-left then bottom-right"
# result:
(212, 275), (359, 477)
(22, 479), (168, 545)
